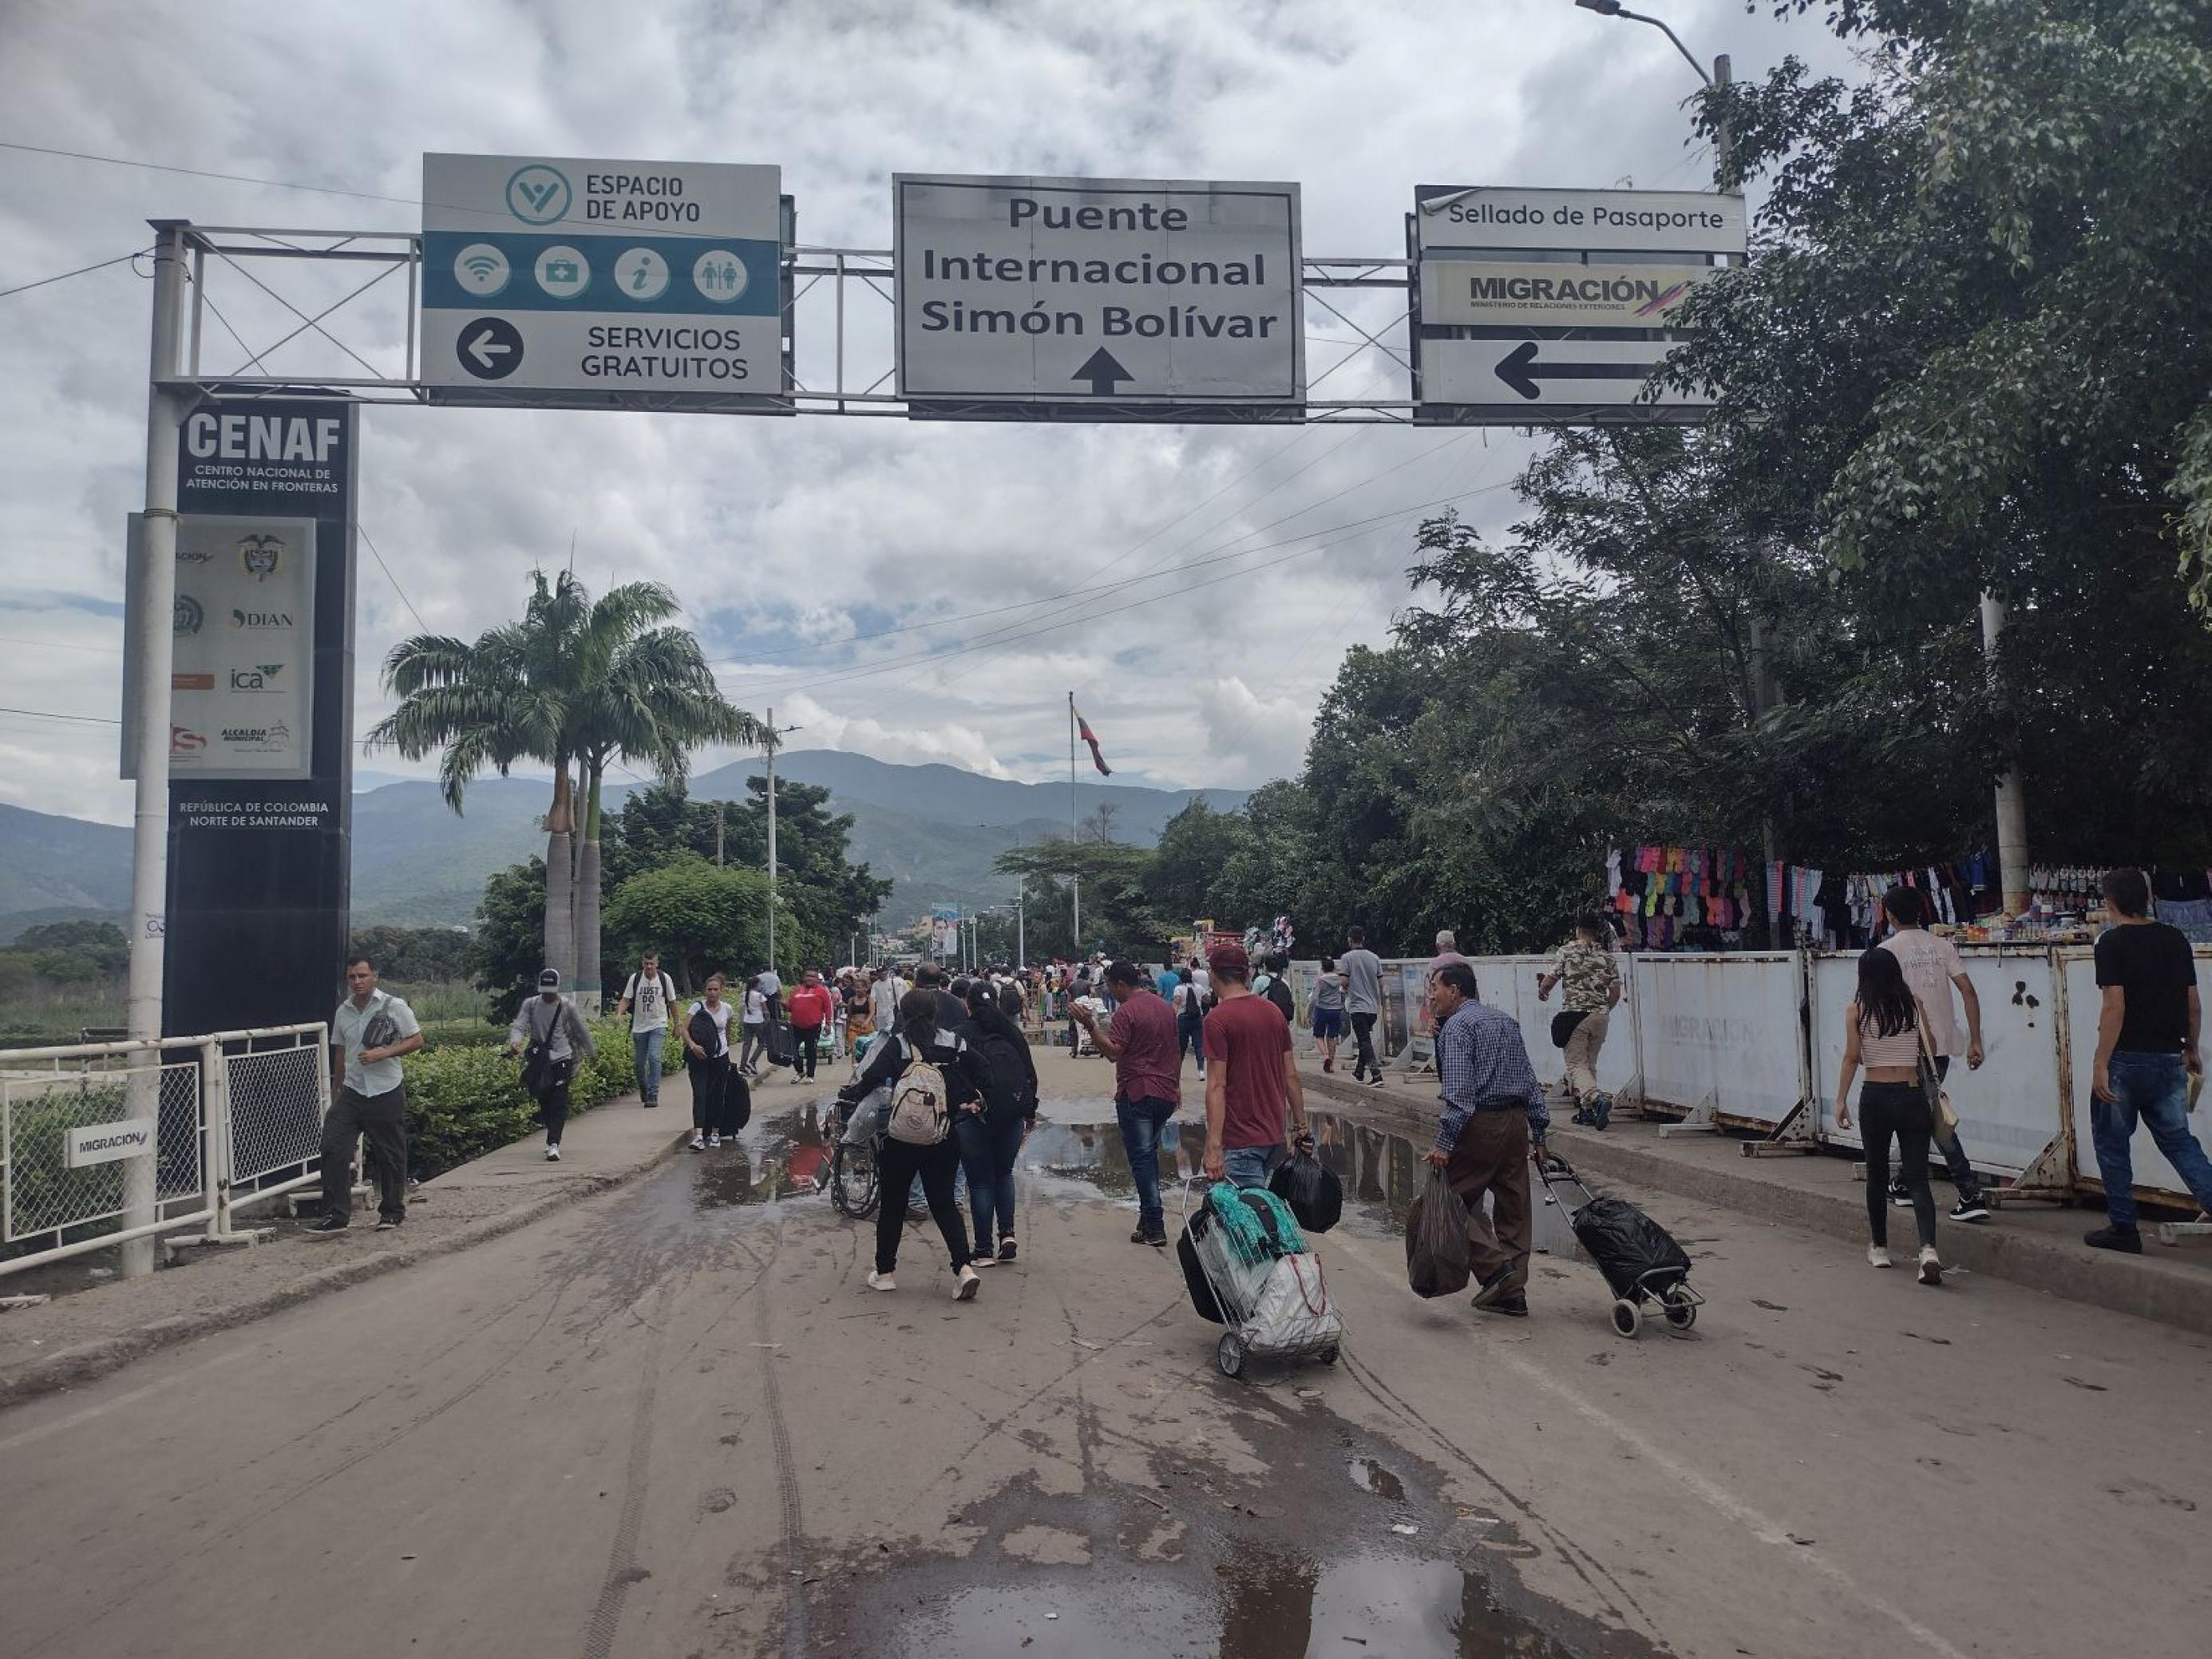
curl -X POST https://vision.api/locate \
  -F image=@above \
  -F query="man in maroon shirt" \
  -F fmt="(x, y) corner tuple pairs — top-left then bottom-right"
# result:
(1076, 958), (1181, 1245)
(1201, 942), (1311, 1188)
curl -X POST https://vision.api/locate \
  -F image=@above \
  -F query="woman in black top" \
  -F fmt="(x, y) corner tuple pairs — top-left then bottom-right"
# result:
(960, 981), (1040, 1266)
(841, 988), (987, 1299)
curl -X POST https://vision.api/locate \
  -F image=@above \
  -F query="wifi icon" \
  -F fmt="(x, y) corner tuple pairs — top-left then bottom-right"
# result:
(453, 244), (511, 296)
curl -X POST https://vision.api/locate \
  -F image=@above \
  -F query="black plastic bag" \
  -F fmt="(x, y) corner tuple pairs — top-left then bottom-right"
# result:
(1570, 1195), (1692, 1300)
(1404, 1166), (1471, 1298)
(1268, 1147), (1343, 1234)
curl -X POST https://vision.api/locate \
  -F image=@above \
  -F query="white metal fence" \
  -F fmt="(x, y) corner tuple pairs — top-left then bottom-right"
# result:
(0, 1023), (327, 1277)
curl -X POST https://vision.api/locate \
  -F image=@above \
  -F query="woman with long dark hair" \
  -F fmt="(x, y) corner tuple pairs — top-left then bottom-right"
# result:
(683, 973), (733, 1152)
(1834, 947), (1944, 1284)
(839, 988), (987, 1299)
(960, 979), (1039, 1266)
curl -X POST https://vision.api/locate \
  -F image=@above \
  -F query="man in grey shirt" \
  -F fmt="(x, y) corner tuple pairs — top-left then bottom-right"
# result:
(1341, 928), (1385, 1087)
(315, 954), (423, 1233)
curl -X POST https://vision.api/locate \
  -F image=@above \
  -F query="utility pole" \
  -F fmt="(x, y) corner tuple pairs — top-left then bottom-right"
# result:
(765, 707), (777, 973)
(1981, 594), (2031, 915)
(714, 800), (725, 867)
(1067, 691), (1082, 952)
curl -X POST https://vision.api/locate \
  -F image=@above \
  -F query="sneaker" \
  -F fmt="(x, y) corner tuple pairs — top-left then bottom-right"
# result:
(1591, 1095), (1613, 1130)
(689, 1134), (706, 1152)
(1131, 1225), (1166, 1247)
(970, 1253), (997, 1269)
(1321, 1058), (1334, 1073)
(544, 1146), (561, 1162)
(998, 1237), (1019, 1262)
(1472, 1264), (1519, 1309)
(374, 1215), (402, 1231)
(2083, 1224), (2143, 1254)
(1486, 1293), (1529, 1317)
(1867, 1245), (1893, 1269)
(708, 1131), (722, 1148)
(1917, 1246), (1944, 1286)
(309, 1215), (347, 1234)
(1949, 1195), (1991, 1223)
(642, 1099), (659, 1109)
(1365, 1074), (1386, 1089)
(1889, 1182), (1914, 1209)
(954, 1265), (981, 1301)
(866, 1269), (896, 1293)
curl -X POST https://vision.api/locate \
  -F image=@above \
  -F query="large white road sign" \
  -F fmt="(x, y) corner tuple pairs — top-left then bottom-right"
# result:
(895, 173), (1304, 418)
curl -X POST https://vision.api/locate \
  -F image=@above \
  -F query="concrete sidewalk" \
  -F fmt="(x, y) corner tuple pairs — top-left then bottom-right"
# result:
(1296, 1059), (2212, 1338)
(0, 1089), (713, 1407)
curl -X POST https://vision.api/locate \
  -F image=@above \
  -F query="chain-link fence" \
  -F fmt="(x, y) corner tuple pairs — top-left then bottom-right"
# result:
(224, 1035), (328, 1194)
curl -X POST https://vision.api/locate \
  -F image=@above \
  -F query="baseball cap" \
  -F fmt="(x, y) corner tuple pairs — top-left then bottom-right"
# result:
(1205, 940), (1249, 978)
(538, 968), (560, 988)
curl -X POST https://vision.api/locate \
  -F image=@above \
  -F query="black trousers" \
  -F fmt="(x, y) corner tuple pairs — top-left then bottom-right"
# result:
(874, 1136), (970, 1276)
(688, 1053), (726, 1132)
(795, 1027), (821, 1079)
(321, 1083), (407, 1223)
(1860, 1081), (1937, 1249)
(533, 1075), (572, 1146)
(1350, 1012), (1379, 1079)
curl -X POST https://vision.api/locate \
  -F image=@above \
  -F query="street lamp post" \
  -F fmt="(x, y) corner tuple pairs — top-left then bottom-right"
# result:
(763, 709), (801, 974)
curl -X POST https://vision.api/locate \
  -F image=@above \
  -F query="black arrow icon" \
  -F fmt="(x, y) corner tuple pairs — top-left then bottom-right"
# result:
(1494, 340), (1655, 402)
(1072, 347), (1134, 396)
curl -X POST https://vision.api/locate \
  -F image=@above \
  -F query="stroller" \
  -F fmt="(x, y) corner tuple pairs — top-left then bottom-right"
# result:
(1537, 1154), (1704, 1339)
(1176, 1181), (1343, 1380)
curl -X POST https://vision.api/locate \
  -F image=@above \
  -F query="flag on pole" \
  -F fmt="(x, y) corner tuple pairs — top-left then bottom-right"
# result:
(1073, 705), (1112, 776)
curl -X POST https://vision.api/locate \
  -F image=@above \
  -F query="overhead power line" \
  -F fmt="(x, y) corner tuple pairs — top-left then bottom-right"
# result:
(0, 245), (152, 302)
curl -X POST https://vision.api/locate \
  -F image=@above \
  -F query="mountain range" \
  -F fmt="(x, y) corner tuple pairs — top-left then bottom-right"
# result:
(0, 750), (1245, 940)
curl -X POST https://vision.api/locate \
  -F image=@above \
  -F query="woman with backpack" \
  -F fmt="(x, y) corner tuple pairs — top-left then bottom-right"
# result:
(683, 973), (738, 1151)
(1834, 946), (1945, 1285)
(839, 988), (987, 1300)
(960, 978), (1039, 1267)
(1173, 964), (1208, 1080)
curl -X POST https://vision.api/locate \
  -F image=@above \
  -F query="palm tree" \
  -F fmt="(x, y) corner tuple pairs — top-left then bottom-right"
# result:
(567, 588), (762, 1008)
(368, 569), (759, 1003)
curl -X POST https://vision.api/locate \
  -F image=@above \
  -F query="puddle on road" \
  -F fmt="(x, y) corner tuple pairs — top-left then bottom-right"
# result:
(1351, 1455), (1407, 1502)
(683, 1103), (833, 1210)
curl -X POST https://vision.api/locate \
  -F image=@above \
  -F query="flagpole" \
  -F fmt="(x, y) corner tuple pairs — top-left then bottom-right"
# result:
(1068, 691), (1082, 952)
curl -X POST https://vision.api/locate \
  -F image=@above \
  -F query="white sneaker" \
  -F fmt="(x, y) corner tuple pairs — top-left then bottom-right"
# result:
(953, 1265), (981, 1301)
(708, 1131), (722, 1148)
(689, 1134), (706, 1152)
(544, 1146), (561, 1162)
(1867, 1245), (1893, 1269)
(1917, 1246), (1944, 1286)
(970, 1253), (996, 1269)
(866, 1269), (896, 1293)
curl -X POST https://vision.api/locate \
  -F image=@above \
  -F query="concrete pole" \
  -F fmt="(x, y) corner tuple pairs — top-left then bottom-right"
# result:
(123, 220), (189, 1279)
(765, 710), (778, 975)
(1981, 594), (2031, 915)
(1068, 691), (1081, 952)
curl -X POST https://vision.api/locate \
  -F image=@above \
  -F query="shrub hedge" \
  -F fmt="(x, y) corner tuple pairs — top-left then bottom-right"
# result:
(402, 1016), (679, 1177)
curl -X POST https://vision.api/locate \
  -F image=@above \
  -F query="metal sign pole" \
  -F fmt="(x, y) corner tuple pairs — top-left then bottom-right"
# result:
(122, 220), (189, 1278)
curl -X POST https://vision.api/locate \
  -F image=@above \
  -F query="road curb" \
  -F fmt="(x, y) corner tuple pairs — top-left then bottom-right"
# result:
(0, 1131), (689, 1412)
(1297, 1067), (2212, 1340)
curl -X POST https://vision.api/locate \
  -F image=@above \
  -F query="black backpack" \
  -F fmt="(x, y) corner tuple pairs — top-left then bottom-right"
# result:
(687, 1005), (722, 1056)
(970, 1027), (1033, 1120)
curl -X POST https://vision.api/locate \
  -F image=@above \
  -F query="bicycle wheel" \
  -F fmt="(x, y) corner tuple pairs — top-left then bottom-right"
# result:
(831, 1140), (880, 1220)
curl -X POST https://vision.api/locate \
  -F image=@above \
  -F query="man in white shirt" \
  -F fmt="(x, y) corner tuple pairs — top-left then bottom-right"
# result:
(612, 950), (677, 1109)
(1878, 888), (1989, 1221)
(315, 955), (422, 1234)
(869, 966), (904, 1039)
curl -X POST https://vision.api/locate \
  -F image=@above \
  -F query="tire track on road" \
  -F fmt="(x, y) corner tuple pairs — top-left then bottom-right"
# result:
(582, 1281), (671, 1659)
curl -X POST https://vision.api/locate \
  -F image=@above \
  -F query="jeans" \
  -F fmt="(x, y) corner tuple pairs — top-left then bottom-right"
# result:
(631, 1027), (665, 1103)
(1349, 1012), (1379, 1079)
(1117, 1095), (1176, 1233)
(320, 1083), (407, 1224)
(795, 1027), (821, 1080)
(1177, 1018), (1206, 1077)
(875, 1136), (971, 1275)
(958, 1109), (1026, 1250)
(2092, 1051), (2212, 1229)
(1222, 1143), (1280, 1190)
(1921, 1055), (1983, 1202)
(1859, 1080), (1936, 1249)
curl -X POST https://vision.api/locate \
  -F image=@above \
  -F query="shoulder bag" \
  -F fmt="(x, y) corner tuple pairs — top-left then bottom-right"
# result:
(1913, 1020), (1959, 1135)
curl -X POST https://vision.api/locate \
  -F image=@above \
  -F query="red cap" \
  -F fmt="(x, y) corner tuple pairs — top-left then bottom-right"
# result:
(1206, 940), (1250, 977)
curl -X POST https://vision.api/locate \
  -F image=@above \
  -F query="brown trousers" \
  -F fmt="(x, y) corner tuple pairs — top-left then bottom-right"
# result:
(1445, 1107), (1532, 1287)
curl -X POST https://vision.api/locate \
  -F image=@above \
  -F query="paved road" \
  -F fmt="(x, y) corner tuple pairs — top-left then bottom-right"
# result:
(5, 1060), (2209, 1657)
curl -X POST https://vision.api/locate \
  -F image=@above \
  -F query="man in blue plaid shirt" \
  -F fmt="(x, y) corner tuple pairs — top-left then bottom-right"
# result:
(1423, 961), (1548, 1317)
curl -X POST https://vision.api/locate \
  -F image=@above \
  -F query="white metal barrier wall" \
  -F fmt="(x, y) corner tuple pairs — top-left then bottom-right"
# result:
(0, 1023), (327, 1277)
(1626, 952), (1806, 1129)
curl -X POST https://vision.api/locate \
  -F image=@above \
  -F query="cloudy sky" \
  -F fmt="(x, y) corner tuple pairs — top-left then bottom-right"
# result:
(0, 0), (1856, 824)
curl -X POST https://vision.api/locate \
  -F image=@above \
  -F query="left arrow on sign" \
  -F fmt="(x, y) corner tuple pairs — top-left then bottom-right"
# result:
(459, 317), (525, 381)
(1072, 347), (1134, 397)
(1494, 340), (1656, 402)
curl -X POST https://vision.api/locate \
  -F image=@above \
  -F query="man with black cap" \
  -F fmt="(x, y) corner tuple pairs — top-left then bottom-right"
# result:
(1199, 940), (1310, 1188)
(508, 968), (597, 1161)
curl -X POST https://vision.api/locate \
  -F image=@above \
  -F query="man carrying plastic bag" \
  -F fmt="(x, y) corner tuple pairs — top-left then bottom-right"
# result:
(1420, 962), (1548, 1318)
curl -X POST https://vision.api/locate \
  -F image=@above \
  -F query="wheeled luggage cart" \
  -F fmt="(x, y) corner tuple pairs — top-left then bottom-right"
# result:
(1176, 1182), (1343, 1380)
(1537, 1154), (1704, 1339)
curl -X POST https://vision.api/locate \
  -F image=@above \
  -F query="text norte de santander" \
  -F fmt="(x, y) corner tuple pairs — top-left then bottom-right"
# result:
(914, 196), (1284, 340)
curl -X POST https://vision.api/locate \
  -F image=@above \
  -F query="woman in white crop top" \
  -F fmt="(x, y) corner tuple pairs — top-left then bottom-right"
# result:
(1834, 947), (1944, 1283)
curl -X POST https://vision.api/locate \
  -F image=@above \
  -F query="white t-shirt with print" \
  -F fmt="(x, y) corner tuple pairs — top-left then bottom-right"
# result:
(1880, 928), (1966, 1057)
(623, 969), (676, 1034)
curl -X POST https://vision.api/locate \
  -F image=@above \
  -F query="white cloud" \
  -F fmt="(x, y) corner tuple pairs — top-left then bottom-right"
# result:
(0, 0), (1861, 826)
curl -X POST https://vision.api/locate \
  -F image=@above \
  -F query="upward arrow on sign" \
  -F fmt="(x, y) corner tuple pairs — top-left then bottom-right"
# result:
(1494, 340), (1659, 402)
(1071, 348), (1134, 396)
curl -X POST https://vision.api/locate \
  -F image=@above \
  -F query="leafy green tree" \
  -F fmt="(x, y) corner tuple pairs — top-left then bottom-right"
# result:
(995, 838), (1167, 958)
(1146, 801), (1252, 925)
(601, 855), (773, 990)
(468, 857), (545, 1023)
(14, 921), (129, 979)
(348, 925), (471, 984)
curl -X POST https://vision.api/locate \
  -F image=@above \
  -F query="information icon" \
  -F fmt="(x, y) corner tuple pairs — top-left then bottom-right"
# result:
(534, 245), (591, 299)
(692, 249), (750, 303)
(614, 247), (670, 302)
(452, 243), (511, 298)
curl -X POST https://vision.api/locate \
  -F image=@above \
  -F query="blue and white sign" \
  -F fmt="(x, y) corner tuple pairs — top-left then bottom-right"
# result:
(421, 153), (788, 406)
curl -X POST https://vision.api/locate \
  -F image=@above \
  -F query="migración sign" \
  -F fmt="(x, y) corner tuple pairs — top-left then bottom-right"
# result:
(894, 173), (1304, 419)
